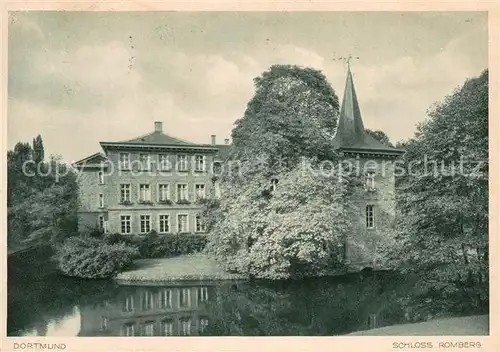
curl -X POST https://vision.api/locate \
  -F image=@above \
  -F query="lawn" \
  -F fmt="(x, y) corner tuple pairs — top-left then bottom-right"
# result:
(115, 254), (246, 283)
(347, 315), (489, 336)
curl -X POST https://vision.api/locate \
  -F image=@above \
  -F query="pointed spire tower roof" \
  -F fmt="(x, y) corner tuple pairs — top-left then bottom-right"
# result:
(333, 66), (404, 157)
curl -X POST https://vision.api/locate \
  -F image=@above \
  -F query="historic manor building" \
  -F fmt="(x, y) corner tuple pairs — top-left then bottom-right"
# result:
(74, 67), (403, 269)
(74, 122), (229, 235)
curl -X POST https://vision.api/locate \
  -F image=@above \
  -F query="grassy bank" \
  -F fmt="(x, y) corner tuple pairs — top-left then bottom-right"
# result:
(115, 254), (246, 284)
(347, 315), (489, 336)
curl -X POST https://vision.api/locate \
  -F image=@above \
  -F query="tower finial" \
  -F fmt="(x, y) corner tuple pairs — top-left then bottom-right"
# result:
(331, 54), (359, 71)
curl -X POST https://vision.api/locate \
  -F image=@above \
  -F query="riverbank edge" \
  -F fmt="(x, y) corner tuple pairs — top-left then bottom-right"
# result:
(345, 314), (489, 336)
(114, 255), (248, 284)
(112, 255), (374, 285)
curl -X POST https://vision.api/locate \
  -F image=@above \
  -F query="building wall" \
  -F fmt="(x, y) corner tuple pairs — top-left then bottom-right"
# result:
(77, 168), (107, 231)
(85, 149), (217, 234)
(345, 156), (397, 269)
(107, 208), (205, 235)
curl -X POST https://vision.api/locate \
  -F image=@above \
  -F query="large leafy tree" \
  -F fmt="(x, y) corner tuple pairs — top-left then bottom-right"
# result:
(377, 70), (489, 315)
(205, 159), (358, 279)
(365, 129), (393, 147)
(231, 65), (340, 168)
(7, 136), (79, 250)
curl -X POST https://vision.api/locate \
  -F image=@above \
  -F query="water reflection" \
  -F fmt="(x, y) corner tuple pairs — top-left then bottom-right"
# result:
(9, 273), (414, 336)
(79, 285), (214, 336)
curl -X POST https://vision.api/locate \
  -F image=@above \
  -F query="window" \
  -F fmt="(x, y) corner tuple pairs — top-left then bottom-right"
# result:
(140, 215), (151, 234)
(98, 171), (104, 184)
(176, 184), (188, 202)
(120, 215), (132, 234)
(122, 324), (135, 336)
(120, 184), (131, 203)
(179, 288), (190, 308)
(197, 287), (208, 304)
(100, 316), (108, 331)
(99, 193), (104, 208)
(119, 153), (130, 170)
(159, 215), (170, 234)
(142, 321), (155, 336)
(177, 154), (188, 171)
(123, 295), (134, 312)
(177, 214), (189, 233)
(199, 318), (209, 334)
(159, 289), (172, 309)
(194, 155), (206, 172)
(139, 153), (151, 171)
(142, 291), (154, 310)
(195, 214), (205, 233)
(180, 319), (191, 336)
(194, 184), (206, 200)
(139, 184), (151, 202)
(161, 320), (173, 336)
(214, 181), (221, 199)
(158, 154), (171, 171)
(158, 184), (170, 202)
(366, 205), (375, 229)
(365, 171), (376, 190)
(98, 215), (104, 229)
(103, 221), (108, 234)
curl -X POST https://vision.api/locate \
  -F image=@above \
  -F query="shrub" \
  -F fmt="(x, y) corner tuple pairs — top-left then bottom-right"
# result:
(138, 234), (207, 258)
(84, 225), (104, 238)
(54, 236), (140, 279)
(102, 232), (138, 245)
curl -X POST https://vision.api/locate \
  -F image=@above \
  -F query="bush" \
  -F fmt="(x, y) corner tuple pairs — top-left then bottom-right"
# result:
(138, 234), (207, 258)
(54, 236), (139, 279)
(103, 232), (135, 245)
(84, 225), (104, 238)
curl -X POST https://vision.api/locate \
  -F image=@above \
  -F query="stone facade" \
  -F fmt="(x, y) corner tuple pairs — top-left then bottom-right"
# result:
(333, 68), (404, 270)
(344, 156), (397, 270)
(75, 153), (109, 231)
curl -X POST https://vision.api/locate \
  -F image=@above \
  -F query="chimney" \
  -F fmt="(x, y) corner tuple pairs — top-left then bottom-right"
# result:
(224, 138), (230, 145)
(211, 135), (216, 145)
(154, 121), (163, 133)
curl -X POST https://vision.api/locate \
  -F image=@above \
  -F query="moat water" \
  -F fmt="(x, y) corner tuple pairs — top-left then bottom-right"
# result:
(8, 270), (416, 336)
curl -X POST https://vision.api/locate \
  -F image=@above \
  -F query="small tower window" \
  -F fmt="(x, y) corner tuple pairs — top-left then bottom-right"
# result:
(98, 171), (104, 184)
(366, 205), (375, 229)
(365, 170), (375, 190)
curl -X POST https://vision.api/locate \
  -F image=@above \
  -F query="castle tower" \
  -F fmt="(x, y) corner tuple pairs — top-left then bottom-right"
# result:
(333, 67), (404, 271)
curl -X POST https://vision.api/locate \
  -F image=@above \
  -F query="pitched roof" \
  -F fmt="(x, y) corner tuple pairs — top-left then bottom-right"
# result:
(72, 152), (109, 168)
(333, 68), (404, 155)
(120, 131), (196, 146)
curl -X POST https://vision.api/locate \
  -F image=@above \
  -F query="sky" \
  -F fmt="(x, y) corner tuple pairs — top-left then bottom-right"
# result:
(8, 11), (488, 162)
